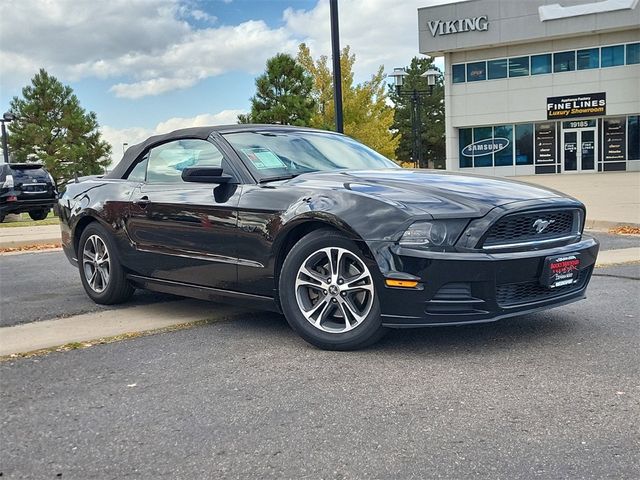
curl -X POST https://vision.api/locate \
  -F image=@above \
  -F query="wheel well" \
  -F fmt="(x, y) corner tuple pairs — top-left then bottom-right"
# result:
(273, 221), (375, 302)
(73, 216), (97, 256)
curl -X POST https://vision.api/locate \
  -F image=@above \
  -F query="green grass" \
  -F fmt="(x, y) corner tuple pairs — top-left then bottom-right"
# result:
(0, 211), (59, 228)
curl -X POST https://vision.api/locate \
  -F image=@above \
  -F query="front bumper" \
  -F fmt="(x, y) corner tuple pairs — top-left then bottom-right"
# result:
(371, 236), (599, 327)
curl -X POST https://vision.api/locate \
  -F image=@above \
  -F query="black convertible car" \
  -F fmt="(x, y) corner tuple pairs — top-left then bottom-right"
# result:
(59, 125), (599, 350)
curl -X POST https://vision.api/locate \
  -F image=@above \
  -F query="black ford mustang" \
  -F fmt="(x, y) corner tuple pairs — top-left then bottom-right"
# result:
(58, 125), (599, 350)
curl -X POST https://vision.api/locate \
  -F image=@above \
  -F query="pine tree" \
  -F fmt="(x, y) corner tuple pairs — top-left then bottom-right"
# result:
(389, 57), (445, 169)
(297, 44), (398, 160)
(239, 54), (315, 126)
(8, 69), (111, 185)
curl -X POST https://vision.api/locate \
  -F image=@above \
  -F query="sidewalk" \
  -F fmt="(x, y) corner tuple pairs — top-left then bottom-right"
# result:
(517, 171), (640, 229)
(0, 224), (61, 248)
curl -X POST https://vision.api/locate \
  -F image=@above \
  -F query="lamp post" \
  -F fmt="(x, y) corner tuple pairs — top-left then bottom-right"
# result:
(388, 67), (441, 168)
(1, 111), (16, 163)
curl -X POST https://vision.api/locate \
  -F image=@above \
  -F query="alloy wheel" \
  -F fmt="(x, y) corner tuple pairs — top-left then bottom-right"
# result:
(82, 234), (111, 293)
(294, 247), (374, 333)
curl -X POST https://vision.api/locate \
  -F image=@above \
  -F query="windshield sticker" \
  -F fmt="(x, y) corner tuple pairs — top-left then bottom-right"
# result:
(241, 148), (287, 170)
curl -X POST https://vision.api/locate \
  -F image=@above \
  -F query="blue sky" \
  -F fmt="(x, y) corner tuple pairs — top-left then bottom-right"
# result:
(0, 0), (439, 158)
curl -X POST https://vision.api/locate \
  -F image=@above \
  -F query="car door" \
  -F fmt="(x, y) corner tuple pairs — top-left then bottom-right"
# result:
(124, 138), (242, 290)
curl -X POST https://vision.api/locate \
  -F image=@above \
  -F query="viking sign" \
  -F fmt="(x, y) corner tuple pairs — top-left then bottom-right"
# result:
(427, 15), (489, 37)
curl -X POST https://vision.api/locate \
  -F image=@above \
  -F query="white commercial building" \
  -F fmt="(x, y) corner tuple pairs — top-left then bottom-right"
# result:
(418, 0), (640, 176)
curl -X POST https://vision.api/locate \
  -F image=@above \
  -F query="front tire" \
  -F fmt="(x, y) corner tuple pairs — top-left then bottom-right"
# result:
(78, 222), (134, 305)
(28, 209), (49, 221)
(279, 229), (387, 350)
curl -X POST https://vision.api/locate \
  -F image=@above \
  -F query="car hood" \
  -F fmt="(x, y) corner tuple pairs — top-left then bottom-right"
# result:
(288, 169), (568, 217)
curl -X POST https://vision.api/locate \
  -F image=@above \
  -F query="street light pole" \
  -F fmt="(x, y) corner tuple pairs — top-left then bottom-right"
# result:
(387, 68), (441, 169)
(329, 0), (344, 133)
(1, 111), (16, 163)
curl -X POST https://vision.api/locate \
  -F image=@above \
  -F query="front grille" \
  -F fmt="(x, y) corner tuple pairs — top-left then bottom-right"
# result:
(481, 209), (578, 248)
(495, 268), (591, 307)
(21, 184), (46, 192)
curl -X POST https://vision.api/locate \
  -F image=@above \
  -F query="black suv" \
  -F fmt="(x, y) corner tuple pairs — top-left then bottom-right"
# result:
(0, 163), (58, 222)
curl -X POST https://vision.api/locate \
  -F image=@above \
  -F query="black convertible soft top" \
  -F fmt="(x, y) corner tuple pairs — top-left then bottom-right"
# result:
(105, 124), (323, 179)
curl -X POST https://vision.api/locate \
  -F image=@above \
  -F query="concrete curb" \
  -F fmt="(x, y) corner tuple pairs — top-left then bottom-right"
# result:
(585, 220), (640, 230)
(0, 300), (248, 357)
(0, 224), (61, 249)
(595, 247), (640, 267)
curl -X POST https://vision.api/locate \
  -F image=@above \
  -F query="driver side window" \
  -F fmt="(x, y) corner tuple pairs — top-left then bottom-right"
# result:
(146, 139), (225, 184)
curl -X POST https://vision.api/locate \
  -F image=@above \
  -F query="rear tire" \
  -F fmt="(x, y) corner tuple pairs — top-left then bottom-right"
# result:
(78, 222), (134, 305)
(279, 229), (387, 350)
(28, 209), (49, 221)
(0, 213), (5, 223)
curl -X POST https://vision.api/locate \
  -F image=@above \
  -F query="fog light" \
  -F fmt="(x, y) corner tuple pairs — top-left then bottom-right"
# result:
(385, 279), (419, 288)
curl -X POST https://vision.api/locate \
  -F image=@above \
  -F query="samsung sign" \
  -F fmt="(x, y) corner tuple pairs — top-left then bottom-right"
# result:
(427, 16), (489, 37)
(462, 138), (509, 157)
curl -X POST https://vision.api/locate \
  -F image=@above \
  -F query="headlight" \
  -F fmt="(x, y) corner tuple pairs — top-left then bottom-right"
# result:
(399, 220), (468, 249)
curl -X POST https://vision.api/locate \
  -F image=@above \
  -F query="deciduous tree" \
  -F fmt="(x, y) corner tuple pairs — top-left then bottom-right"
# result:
(8, 69), (111, 185)
(297, 44), (398, 160)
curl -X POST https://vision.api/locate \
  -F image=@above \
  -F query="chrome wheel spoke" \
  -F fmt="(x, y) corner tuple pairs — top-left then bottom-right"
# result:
(295, 246), (374, 334)
(83, 235), (111, 293)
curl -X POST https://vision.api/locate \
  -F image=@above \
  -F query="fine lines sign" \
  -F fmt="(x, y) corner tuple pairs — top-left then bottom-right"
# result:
(547, 93), (606, 119)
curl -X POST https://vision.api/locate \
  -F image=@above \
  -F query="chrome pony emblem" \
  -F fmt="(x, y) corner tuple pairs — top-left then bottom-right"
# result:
(533, 218), (555, 234)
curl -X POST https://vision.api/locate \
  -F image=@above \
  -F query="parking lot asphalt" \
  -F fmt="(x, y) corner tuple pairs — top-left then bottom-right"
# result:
(1, 260), (639, 478)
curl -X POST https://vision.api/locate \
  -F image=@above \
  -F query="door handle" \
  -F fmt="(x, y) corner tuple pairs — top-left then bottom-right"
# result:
(135, 196), (150, 208)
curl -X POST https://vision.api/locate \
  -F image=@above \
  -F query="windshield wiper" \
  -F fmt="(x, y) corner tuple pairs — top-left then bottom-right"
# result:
(258, 173), (299, 184)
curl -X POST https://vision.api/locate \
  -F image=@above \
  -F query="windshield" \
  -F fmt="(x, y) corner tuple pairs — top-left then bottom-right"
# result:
(222, 130), (399, 179)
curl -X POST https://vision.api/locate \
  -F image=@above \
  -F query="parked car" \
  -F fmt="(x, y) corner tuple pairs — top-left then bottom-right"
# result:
(58, 125), (599, 350)
(0, 163), (58, 222)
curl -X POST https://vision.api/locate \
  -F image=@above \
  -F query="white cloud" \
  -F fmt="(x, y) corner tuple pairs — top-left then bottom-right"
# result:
(100, 109), (246, 163)
(1, 0), (437, 98)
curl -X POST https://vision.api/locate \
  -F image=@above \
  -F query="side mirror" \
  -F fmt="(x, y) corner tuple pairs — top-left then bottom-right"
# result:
(181, 167), (233, 184)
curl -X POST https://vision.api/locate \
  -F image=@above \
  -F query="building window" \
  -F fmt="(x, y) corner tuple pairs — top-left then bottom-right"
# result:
(627, 43), (640, 65)
(554, 51), (575, 72)
(531, 54), (552, 75)
(467, 61), (487, 82)
(577, 48), (599, 70)
(452, 64), (466, 83)
(509, 57), (529, 77)
(515, 124), (534, 165)
(601, 45), (624, 67)
(487, 59), (507, 79)
(459, 128), (473, 167)
(493, 125), (513, 166)
(629, 116), (640, 161)
(473, 127), (494, 167)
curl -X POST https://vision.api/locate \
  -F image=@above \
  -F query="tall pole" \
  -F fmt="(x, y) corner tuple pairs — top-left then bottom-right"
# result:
(330, 0), (344, 133)
(1, 121), (8, 163)
(415, 90), (423, 169)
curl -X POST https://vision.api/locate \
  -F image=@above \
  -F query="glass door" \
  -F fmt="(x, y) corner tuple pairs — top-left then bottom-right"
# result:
(562, 129), (597, 173)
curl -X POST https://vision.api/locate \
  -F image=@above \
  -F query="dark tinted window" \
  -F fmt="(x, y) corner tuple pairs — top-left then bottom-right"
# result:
(515, 124), (534, 165)
(554, 51), (575, 72)
(146, 139), (224, 184)
(494, 125), (513, 166)
(473, 127), (493, 167)
(508, 57), (529, 77)
(627, 43), (640, 65)
(601, 45), (624, 67)
(459, 128), (472, 167)
(467, 61), (486, 81)
(531, 54), (552, 75)
(452, 64), (466, 83)
(487, 59), (507, 79)
(629, 116), (640, 160)
(577, 48), (599, 70)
